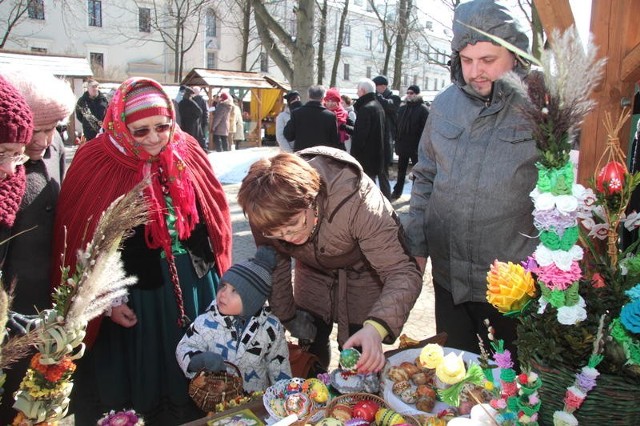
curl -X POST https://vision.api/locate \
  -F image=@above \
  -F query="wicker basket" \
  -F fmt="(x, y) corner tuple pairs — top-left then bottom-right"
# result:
(326, 393), (421, 426)
(188, 361), (244, 412)
(530, 358), (640, 425)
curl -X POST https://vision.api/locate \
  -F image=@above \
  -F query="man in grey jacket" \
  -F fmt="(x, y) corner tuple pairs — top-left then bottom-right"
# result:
(406, 0), (538, 355)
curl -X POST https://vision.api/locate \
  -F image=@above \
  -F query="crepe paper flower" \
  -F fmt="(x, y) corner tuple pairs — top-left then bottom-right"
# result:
(435, 352), (467, 385)
(536, 161), (575, 195)
(437, 363), (485, 407)
(490, 397), (507, 410)
(620, 255), (640, 277)
(534, 244), (583, 271)
(556, 301), (588, 325)
(591, 272), (606, 288)
(553, 410), (579, 426)
(620, 300), (640, 334)
(539, 226), (579, 251)
(564, 386), (586, 410)
(533, 208), (578, 233)
(575, 367), (599, 393)
(533, 261), (582, 290)
(610, 318), (640, 366)
(419, 343), (444, 369)
(486, 260), (536, 314)
(625, 283), (640, 301)
(623, 210), (640, 231)
(98, 409), (145, 425)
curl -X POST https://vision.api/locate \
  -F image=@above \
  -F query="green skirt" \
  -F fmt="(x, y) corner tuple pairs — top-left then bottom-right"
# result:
(70, 253), (219, 425)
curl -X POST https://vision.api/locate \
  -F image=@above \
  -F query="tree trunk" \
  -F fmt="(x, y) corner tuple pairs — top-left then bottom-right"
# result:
(317, 0), (328, 85)
(392, 0), (411, 90)
(240, 0), (251, 71)
(330, 0), (350, 87)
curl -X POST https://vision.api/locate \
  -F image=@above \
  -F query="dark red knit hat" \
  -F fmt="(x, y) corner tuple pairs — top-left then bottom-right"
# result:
(0, 76), (33, 145)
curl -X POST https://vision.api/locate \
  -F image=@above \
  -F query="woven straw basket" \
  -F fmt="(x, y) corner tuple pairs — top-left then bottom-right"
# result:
(325, 393), (421, 426)
(189, 361), (244, 412)
(531, 358), (640, 425)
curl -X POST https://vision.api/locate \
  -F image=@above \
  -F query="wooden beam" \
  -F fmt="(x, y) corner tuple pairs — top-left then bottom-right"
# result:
(622, 41), (640, 83)
(577, 0), (639, 184)
(532, 0), (574, 42)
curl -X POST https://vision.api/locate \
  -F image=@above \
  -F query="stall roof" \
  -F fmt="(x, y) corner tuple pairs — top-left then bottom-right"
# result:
(181, 68), (290, 91)
(0, 50), (92, 77)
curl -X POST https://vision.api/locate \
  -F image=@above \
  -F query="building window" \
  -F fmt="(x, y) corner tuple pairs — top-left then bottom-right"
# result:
(88, 0), (102, 27)
(354, 0), (363, 5)
(366, 66), (371, 79)
(403, 74), (408, 86)
(424, 77), (429, 90)
(413, 74), (418, 85)
(207, 52), (216, 69)
(139, 8), (151, 32)
(343, 63), (350, 81)
(343, 24), (350, 46)
(28, 0), (45, 20)
(377, 33), (384, 53)
(90, 52), (104, 76)
(206, 9), (217, 37)
(365, 30), (372, 50)
(415, 47), (420, 61)
(260, 52), (269, 72)
(31, 47), (47, 54)
(425, 21), (433, 30)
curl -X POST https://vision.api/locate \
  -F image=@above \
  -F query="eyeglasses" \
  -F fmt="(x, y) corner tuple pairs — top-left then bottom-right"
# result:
(262, 208), (310, 240)
(129, 122), (172, 138)
(0, 153), (29, 165)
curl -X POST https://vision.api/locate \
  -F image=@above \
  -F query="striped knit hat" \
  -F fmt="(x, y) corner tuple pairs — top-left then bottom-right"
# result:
(124, 82), (171, 124)
(221, 246), (277, 317)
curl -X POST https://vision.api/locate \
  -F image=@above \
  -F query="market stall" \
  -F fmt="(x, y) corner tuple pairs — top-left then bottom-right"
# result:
(181, 69), (290, 148)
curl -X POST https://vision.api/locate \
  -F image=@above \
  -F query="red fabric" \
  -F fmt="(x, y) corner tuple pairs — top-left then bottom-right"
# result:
(0, 166), (25, 228)
(50, 77), (232, 346)
(329, 104), (349, 144)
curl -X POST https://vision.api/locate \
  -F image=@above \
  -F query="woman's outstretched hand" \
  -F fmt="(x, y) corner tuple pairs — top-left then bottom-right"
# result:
(344, 324), (385, 373)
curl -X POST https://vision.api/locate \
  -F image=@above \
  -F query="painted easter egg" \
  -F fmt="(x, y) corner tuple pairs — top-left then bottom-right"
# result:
(284, 392), (311, 417)
(302, 378), (329, 403)
(596, 161), (626, 195)
(331, 403), (353, 422)
(375, 408), (406, 426)
(339, 348), (361, 371)
(316, 418), (345, 426)
(351, 400), (379, 422)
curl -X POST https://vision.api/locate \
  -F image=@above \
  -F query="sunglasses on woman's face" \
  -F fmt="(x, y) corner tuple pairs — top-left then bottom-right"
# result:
(130, 122), (172, 138)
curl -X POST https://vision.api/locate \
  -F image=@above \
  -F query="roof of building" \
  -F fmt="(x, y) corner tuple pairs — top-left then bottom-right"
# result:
(0, 50), (92, 77)
(181, 68), (290, 91)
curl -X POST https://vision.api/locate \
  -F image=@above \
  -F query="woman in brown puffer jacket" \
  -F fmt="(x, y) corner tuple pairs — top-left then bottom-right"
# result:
(238, 146), (423, 373)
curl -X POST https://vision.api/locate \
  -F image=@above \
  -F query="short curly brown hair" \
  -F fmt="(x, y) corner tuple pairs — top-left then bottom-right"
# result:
(238, 152), (322, 233)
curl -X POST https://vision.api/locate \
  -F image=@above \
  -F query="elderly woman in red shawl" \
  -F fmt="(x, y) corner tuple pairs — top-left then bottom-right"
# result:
(324, 87), (351, 147)
(51, 77), (232, 425)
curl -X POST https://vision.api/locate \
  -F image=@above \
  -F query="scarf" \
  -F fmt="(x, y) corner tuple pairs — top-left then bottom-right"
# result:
(51, 77), (232, 346)
(0, 166), (26, 228)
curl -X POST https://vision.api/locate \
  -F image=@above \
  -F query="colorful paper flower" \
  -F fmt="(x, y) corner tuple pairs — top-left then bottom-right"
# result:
(486, 261), (536, 314)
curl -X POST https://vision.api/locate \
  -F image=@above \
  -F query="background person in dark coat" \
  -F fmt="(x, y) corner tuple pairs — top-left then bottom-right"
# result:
(284, 85), (341, 152)
(351, 79), (386, 186)
(75, 78), (108, 141)
(191, 86), (209, 148)
(372, 75), (400, 200)
(392, 85), (429, 200)
(179, 87), (205, 150)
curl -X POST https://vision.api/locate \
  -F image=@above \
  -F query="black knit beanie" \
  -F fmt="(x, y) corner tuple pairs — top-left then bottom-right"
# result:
(221, 246), (277, 317)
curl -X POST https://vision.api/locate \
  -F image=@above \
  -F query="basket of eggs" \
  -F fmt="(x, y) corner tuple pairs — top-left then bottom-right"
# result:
(263, 377), (330, 423)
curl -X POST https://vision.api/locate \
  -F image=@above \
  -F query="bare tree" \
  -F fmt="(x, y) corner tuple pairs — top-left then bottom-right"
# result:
(391, 0), (413, 90)
(252, 0), (315, 94)
(1, 0), (39, 48)
(368, 0), (396, 76)
(329, 0), (350, 87)
(316, 0), (328, 85)
(517, 0), (543, 58)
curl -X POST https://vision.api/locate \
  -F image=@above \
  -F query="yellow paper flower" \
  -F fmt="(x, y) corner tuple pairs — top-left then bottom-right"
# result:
(419, 343), (444, 369)
(486, 260), (536, 313)
(435, 352), (467, 385)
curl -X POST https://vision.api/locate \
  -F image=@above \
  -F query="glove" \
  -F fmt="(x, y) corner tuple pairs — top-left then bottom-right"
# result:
(188, 352), (225, 373)
(283, 310), (317, 343)
(6, 311), (39, 337)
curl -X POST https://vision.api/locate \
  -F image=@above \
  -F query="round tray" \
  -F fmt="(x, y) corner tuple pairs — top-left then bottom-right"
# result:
(381, 347), (496, 417)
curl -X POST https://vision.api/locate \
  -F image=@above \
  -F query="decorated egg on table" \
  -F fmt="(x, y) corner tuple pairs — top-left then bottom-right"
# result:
(316, 418), (345, 426)
(386, 366), (410, 382)
(286, 379), (304, 395)
(284, 392), (311, 417)
(392, 380), (411, 395)
(331, 403), (353, 422)
(419, 344), (444, 369)
(302, 378), (329, 403)
(339, 348), (361, 371)
(269, 398), (287, 418)
(597, 161), (626, 195)
(351, 400), (379, 422)
(375, 408), (405, 426)
(399, 388), (418, 404)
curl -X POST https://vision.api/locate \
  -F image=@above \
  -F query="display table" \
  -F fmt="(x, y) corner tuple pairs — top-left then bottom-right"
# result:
(181, 399), (268, 426)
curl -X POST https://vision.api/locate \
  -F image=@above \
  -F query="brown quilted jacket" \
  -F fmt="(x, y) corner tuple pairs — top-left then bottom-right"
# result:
(263, 147), (423, 345)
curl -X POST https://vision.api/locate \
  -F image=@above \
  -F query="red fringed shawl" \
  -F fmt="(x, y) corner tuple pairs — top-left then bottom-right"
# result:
(50, 78), (232, 346)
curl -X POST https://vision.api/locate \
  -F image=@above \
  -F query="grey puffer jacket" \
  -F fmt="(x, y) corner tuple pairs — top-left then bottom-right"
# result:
(266, 147), (422, 345)
(405, 0), (538, 305)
